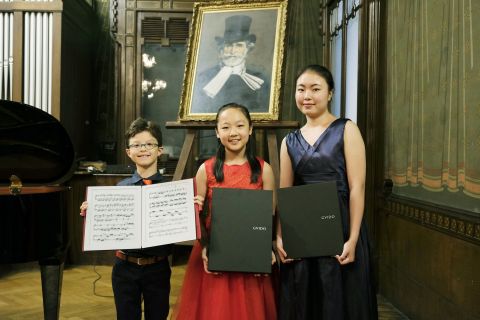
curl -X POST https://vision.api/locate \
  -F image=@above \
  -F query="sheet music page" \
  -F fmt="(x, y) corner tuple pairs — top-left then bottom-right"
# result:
(83, 186), (142, 251)
(141, 178), (197, 247)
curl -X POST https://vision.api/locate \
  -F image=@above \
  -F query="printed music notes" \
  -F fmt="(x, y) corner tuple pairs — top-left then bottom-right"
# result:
(83, 179), (197, 251)
(142, 180), (196, 247)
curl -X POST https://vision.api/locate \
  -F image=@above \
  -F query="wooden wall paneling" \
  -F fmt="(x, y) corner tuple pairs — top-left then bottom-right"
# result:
(60, 0), (97, 159)
(12, 11), (23, 102)
(117, 35), (127, 164)
(378, 202), (480, 319)
(361, 0), (383, 264)
(89, 0), (117, 163)
(116, 6), (142, 163)
(51, 12), (62, 119)
(371, 0), (387, 285)
(114, 0), (126, 163)
(125, 37), (136, 120)
(114, 0), (196, 164)
(119, 38), (136, 164)
(137, 1), (162, 10)
(0, 1), (62, 12)
(375, 0), (480, 318)
(135, 33), (143, 127)
(125, 9), (137, 124)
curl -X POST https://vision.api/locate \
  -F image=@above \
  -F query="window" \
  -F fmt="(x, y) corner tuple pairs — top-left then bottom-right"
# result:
(138, 13), (190, 158)
(326, 0), (362, 122)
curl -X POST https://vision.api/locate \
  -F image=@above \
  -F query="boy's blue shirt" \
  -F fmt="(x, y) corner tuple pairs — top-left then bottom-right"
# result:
(117, 170), (173, 258)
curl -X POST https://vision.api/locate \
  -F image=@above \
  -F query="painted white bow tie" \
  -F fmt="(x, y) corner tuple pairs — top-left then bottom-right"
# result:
(203, 64), (264, 98)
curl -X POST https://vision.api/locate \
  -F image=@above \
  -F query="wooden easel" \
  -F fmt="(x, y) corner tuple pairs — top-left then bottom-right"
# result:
(165, 121), (299, 186)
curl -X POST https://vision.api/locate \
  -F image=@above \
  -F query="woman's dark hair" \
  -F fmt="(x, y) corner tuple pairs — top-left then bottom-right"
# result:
(214, 103), (261, 184)
(125, 117), (162, 147)
(296, 64), (335, 93)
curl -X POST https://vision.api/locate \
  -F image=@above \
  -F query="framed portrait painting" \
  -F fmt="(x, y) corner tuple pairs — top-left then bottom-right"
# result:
(178, 1), (288, 121)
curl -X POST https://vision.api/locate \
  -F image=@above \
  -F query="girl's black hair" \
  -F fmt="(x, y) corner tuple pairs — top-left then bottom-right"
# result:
(213, 103), (261, 184)
(296, 64), (335, 92)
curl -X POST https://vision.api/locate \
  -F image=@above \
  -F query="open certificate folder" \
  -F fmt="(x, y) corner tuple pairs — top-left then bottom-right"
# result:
(83, 178), (199, 251)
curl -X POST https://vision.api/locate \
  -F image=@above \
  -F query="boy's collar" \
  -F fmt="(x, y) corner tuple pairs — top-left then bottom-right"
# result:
(131, 171), (163, 184)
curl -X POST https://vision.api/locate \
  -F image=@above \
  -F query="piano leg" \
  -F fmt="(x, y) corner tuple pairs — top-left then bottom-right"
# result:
(40, 263), (64, 320)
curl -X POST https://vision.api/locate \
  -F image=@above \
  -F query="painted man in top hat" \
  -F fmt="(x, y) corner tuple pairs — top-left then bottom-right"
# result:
(191, 15), (270, 113)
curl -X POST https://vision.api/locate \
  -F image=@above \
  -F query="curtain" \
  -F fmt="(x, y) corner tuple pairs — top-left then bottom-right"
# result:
(384, 0), (480, 203)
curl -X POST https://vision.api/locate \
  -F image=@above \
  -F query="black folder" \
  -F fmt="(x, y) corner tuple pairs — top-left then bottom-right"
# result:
(208, 188), (273, 273)
(277, 181), (344, 259)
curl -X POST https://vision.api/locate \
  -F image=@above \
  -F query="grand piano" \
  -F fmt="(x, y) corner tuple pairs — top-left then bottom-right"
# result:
(0, 100), (75, 319)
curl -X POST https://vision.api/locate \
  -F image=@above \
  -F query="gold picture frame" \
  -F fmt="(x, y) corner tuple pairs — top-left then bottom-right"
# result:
(178, 0), (288, 121)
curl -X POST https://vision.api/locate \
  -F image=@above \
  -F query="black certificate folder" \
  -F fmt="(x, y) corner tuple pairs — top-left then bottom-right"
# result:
(278, 181), (344, 259)
(209, 188), (273, 273)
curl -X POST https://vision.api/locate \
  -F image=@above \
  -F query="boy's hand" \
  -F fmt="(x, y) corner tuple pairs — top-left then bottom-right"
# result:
(194, 195), (204, 211)
(79, 201), (88, 217)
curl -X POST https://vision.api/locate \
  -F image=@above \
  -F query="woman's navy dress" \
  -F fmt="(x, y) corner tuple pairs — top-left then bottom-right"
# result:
(279, 118), (377, 320)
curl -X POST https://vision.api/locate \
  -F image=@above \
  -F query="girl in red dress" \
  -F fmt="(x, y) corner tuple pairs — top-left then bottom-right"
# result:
(172, 103), (277, 320)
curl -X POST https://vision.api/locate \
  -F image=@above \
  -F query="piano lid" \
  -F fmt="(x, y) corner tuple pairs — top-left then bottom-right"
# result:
(0, 100), (75, 186)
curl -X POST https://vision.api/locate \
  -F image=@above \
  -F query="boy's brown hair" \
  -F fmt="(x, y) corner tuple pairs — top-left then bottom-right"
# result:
(124, 118), (163, 147)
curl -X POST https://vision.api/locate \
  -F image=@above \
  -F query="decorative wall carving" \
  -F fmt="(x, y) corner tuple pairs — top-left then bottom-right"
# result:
(385, 197), (480, 245)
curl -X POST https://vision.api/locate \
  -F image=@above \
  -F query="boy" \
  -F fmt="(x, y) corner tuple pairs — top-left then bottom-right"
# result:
(81, 118), (171, 319)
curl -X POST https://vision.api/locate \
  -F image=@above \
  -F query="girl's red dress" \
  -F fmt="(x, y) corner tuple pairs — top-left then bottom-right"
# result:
(172, 157), (277, 320)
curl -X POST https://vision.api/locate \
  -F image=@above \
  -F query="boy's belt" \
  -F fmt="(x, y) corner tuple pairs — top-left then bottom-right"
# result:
(115, 250), (165, 266)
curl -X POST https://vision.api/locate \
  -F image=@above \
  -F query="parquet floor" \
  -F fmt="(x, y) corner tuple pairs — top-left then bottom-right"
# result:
(0, 259), (408, 320)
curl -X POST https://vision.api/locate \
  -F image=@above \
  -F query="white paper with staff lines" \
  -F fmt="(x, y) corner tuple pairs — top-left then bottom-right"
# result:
(83, 179), (196, 251)
(141, 179), (196, 247)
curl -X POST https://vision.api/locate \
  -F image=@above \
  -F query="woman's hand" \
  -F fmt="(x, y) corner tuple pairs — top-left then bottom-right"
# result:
(79, 201), (88, 217)
(335, 239), (357, 265)
(276, 236), (294, 263)
(194, 195), (204, 212)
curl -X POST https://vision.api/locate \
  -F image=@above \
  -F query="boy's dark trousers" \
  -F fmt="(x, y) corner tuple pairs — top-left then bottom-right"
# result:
(112, 257), (171, 320)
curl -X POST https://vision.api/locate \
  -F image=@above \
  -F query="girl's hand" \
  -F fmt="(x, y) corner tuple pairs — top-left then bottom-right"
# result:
(253, 250), (277, 277)
(252, 251), (277, 277)
(201, 247), (210, 273)
(201, 247), (220, 275)
(254, 273), (270, 277)
(254, 250), (277, 277)
(194, 195), (204, 211)
(276, 236), (294, 263)
(79, 201), (88, 217)
(335, 239), (357, 265)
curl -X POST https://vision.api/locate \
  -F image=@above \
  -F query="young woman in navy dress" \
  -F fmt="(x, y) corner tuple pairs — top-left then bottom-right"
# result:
(276, 65), (377, 320)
